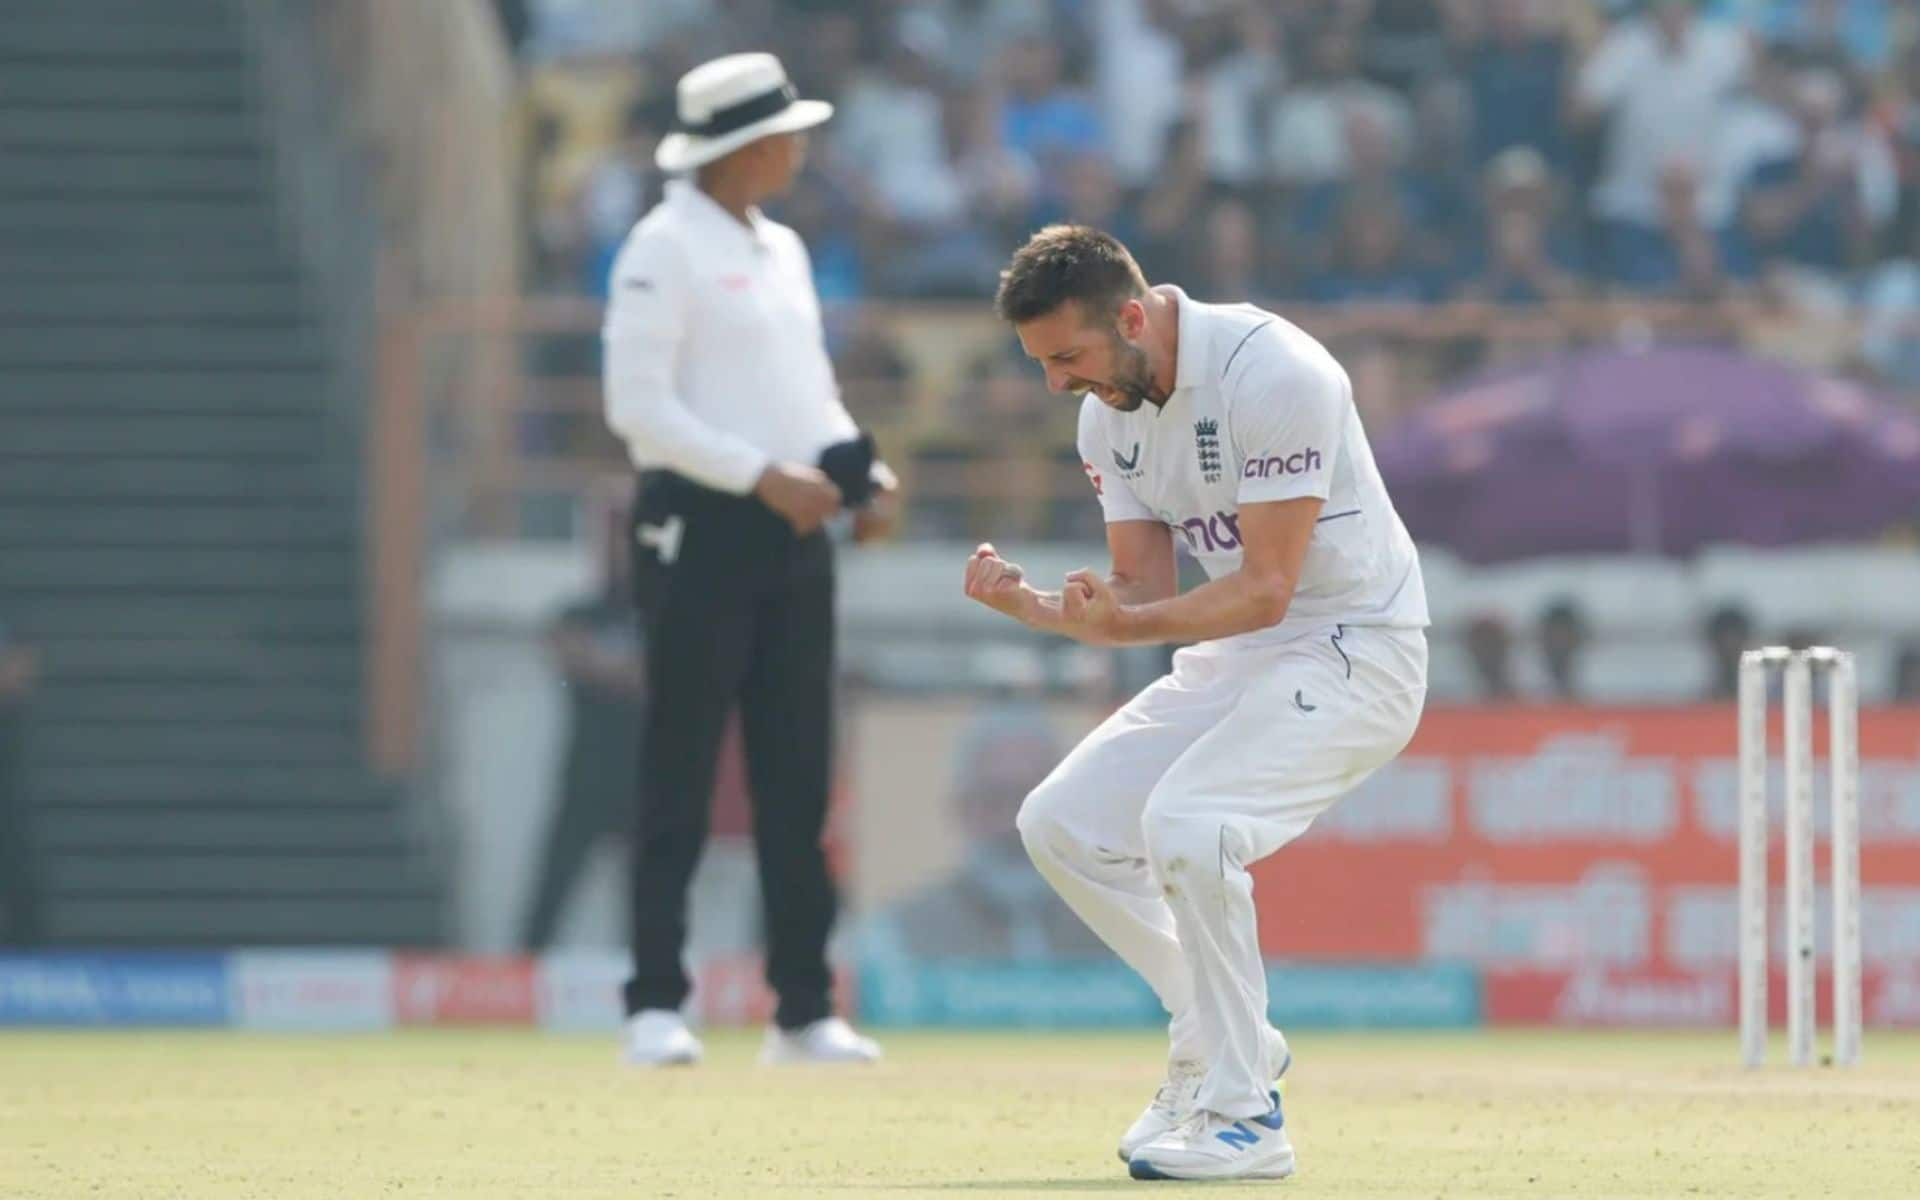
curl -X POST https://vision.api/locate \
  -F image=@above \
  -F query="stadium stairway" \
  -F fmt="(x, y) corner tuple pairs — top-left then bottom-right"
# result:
(0, 0), (445, 944)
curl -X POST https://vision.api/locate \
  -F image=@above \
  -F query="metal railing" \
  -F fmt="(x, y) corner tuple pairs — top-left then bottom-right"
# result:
(364, 295), (1908, 769)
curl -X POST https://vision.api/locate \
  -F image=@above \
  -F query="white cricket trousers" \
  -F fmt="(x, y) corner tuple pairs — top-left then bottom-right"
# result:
(1017, 623), (1427, 1118)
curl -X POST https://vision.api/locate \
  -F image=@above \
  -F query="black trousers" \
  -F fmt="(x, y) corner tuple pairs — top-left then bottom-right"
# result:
(623, 472), (837, 1029)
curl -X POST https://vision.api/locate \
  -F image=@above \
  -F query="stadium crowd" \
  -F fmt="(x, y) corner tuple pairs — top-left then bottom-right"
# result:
(514, 1), (1920, 357)
(488, 1), (1920, 546)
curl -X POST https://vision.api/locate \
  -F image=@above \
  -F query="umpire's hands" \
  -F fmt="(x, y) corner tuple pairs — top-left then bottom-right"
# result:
(755, 462), (843, 535)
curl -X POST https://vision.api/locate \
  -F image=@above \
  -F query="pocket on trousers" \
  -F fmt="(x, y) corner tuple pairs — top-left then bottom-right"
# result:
(630, 483), (687, 616)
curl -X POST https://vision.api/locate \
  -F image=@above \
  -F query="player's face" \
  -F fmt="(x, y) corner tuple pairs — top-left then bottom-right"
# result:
(1015, 300), (1157, 412)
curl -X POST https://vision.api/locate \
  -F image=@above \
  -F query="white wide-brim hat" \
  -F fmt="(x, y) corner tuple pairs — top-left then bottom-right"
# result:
(654, 52), (833, 174)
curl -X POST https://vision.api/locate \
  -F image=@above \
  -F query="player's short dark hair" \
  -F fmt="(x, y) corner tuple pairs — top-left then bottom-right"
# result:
(994, 225), (1149, 326)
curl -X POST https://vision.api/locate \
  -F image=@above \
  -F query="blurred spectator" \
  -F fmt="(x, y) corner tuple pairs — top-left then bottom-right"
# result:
(950, 86), (1040, 245)
(1190, 1), (1286, 187)
(859, 681), (1105, 962)
(1268, 21), (1414, 185)
(909, 0), (1053, 87)
(1195, 196), (1266, 302)
(1538, 598), (1590, 702)
(1132, 119), (1214, 281)
(1576, 0), (1751, 239)
(1293, 105), (1467, 278)
(785, 8), (864, 109)
(1466, 613), (1518, 700)
(1035, 154), (1138, 245)
(998, 39), (1107, 192)
(0, 621), (38, 944)
(1363, 0), (1455, 94)
(831, 310), (914, 428)
(1461, 0), (1571, 169)
(521, 492), (643, 948)
(576, 96), (669, 297)
(1306, 186), (1436, 303)
(1606, 161), (1751, 299)
(1719, 0), (1896, 77)
(1742, 68), (1896, 280)
(1893, 642), (1920, 701)
(834, 30), (967, 228)
(776, 167), (868, 304)
(1704, 603), (1754, 699)
(1456, 147), (1584, 304)
(1093, 0), (1185, 187)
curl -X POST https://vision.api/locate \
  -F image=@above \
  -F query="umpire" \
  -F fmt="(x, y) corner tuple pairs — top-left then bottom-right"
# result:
(602, 53), (895, 1066)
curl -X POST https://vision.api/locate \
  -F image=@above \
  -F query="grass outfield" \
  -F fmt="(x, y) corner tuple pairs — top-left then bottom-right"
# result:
(4, 1029), (1917, 1198)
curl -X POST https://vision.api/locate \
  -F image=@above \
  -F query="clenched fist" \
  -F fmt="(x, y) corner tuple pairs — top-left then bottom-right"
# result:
(962, 543), (1029, 619)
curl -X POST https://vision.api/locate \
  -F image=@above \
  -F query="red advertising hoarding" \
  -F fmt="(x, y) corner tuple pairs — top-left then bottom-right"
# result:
(1252, 705), (1920, 1024)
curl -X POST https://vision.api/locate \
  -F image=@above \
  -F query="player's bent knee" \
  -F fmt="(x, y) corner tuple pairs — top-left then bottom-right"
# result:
(1015, 784), (1067, 860)
(1139, 798), (1216, 869)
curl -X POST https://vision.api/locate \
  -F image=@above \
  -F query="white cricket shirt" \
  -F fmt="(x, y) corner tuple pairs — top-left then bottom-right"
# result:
(602, 180), (865, 494)
(1077, 288), (1428, 646)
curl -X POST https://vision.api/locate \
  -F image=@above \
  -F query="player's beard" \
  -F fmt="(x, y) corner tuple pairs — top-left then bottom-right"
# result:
(1105, 336), (1161, 412)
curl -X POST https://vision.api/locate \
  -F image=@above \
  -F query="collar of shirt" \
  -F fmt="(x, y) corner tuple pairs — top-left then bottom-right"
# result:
(664, 178), (774, 252)
(1168, 285), (1208, 394)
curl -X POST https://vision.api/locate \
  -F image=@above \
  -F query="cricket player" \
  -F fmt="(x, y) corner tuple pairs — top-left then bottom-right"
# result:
(962, 226), (1429, 1181)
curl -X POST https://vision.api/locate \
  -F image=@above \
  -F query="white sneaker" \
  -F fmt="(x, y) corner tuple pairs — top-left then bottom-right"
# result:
(620, 1009), (703, 1067)
(1129, 1090), (1295, 1182)
(1115, 1026), (1292, 1163)
(759, 1016), (882, 1065)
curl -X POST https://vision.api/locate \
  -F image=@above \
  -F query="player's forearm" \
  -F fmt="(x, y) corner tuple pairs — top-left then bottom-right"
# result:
(1108, 570), (1174, 607)
(1114, 568), (1295, 646)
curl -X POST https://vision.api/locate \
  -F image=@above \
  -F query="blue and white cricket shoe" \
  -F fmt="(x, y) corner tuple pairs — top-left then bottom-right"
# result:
(1128, 1089), (1294, 1182)
(1116, 1026), (1291, 1163)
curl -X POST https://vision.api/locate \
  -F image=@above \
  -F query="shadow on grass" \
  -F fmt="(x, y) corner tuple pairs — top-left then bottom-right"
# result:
(837, 1181), (1271, 1193)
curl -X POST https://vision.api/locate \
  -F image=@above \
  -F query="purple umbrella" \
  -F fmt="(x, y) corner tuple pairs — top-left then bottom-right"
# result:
(1373, 346), (1920, 563)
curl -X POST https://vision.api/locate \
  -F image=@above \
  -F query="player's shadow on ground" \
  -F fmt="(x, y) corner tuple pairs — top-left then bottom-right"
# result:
(846, 1182), (1270, 1193)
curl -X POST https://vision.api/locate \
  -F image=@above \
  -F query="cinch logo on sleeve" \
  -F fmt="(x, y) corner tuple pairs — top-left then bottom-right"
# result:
(1243, 448), (1322, 479)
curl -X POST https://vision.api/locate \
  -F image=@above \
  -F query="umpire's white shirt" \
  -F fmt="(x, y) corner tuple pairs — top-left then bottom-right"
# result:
(603, 179), (862, 494)
(1076, 288), (1429, 645)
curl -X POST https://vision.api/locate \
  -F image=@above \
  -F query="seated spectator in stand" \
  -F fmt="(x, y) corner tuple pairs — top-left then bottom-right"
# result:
(832, 21), (1006, 300)
(1715, 0), (1895, 77)
(831, 310), (914, 429)
(1606, 161), (1752, 300)
(1539, 599), (1590, 702)
(1132, 119), (1213, 282)
(1291, 106), (1466, 280)
(835, 29), (968, 232)
(1467, 613), (1518, 701)
(577, 96), (669, 298)
(1576, 0), (1751, 260)
(950, 86), (1040, 248)
(1030, 153), (1138, 247)
(1189, 1), (1285, 190)
(1462, 0), (1570, 169)
(774, 167), (868, 305)
(1194, 196), (1266, 302)
(1267, 21), (1413, 186)
(1742, 68), (1894, 283)
(1455, 147), (1584, 304)
(1305, 187), (1437, 304)
(998, 39), (1107, 201)
(0, 620), (36, 944)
